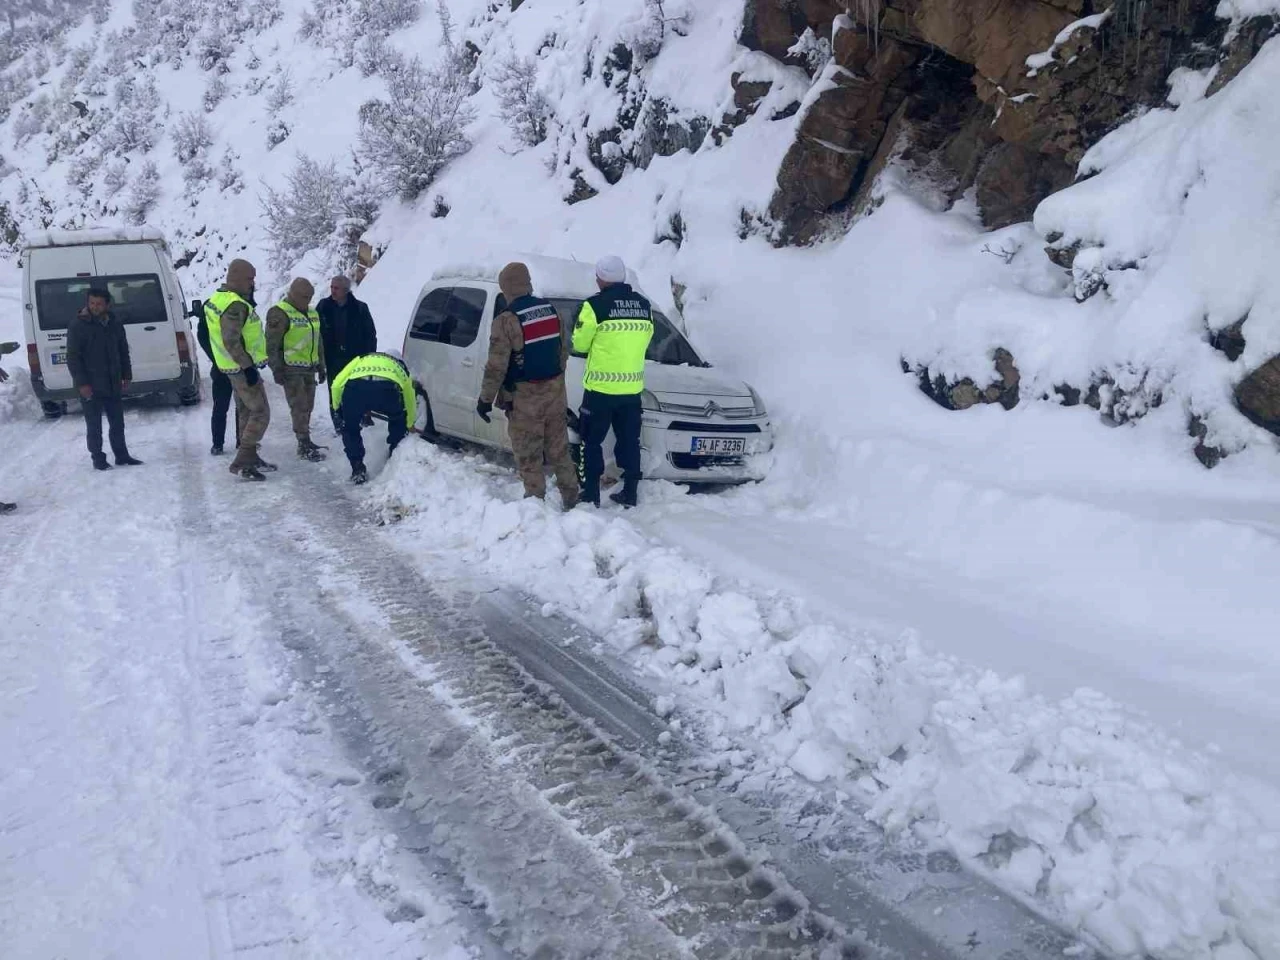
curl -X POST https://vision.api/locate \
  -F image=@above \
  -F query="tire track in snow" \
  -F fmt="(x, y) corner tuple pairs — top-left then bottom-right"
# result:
(173, 408), (486, 960)
(215, 454), (875, 959)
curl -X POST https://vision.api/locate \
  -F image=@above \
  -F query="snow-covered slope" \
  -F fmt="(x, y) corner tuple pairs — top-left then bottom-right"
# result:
(4, 0), (1280, 957)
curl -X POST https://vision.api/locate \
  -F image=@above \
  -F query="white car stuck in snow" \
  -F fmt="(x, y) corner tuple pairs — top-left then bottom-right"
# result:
(400, 256), (774, 484)
(21, 226), (202, 417)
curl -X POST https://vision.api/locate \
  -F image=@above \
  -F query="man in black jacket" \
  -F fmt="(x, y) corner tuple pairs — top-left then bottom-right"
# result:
(317, 275), (377, 430)
(66, 288), (143, 471)
(196, 308), (239, 455)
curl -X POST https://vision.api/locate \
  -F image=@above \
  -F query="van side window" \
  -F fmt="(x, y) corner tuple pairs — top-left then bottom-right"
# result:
(410, 287), (453, 342)
(34, 274), (166, 331)
(441, 287), (486, 348)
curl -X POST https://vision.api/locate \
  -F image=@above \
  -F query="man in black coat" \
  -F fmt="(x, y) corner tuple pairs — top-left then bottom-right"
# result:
(317, 275), (377, 430)
(66, 288), (143, 471)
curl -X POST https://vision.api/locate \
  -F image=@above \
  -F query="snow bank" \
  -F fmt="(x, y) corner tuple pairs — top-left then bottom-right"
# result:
(370, 443), (1280, 960)
(1025, 39), (1280, 453)
(0, 367), (41, 425)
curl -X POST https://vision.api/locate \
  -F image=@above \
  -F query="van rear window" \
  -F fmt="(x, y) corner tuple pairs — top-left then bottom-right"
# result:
(35, 274), (167, 331)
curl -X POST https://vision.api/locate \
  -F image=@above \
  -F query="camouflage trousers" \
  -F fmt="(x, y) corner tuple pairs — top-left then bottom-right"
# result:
(508, 377), (579, 507)
(282, 372), (317, 442)
(228, 372), (270, 469)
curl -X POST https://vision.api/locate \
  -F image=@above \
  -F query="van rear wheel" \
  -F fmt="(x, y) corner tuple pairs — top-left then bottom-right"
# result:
(41, 401), (66, 419)
(178, 388), (201, 407)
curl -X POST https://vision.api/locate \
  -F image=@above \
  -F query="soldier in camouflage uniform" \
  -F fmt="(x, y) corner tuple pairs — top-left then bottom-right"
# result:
(266, 277), (327, 462)
(476, 262), (579, 509)
(203, 259), (274, 480)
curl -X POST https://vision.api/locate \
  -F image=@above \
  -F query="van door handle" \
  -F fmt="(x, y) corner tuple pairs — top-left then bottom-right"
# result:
(143, 325), (157, 331)
(461, 357), (475, 368)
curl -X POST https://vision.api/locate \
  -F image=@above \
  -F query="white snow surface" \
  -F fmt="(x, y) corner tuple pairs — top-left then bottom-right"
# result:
(5, 0), (1280, 957)
(0, 406), (479, 958)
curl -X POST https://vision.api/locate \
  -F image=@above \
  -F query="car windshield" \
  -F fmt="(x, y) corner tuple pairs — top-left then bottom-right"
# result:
(549, 299), (707, 367)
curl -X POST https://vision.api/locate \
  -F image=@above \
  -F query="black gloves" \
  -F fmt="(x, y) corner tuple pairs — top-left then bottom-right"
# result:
(476, 398), (493, 423)
(242, 366), (260, 387)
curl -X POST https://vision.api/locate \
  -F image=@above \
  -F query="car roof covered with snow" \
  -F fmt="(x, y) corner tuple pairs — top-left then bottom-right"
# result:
(21, 226), (169, 251)
(429, 254), (642, 300)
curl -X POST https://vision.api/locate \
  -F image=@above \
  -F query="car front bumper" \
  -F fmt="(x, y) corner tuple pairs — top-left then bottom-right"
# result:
(639, 413), (774, 484)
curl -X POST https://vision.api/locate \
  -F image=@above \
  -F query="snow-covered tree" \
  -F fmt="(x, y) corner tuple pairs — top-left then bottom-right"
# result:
(102, 159), (129, 197)
(259, 155), (348, 273)
(172, 111), (213, 164)
(103, 76), (162, 153)
(492, 53), (551, 148)
(217, 148), (244, 194)
(265, 118), (291, 150)
(267, 69), (294, 112)
(357, 53), (474, 200)
(358, 0), (420, 35)
(203, 73), (228, 113)
(124, 160), (160, 224)
(66, 152), (101, 194)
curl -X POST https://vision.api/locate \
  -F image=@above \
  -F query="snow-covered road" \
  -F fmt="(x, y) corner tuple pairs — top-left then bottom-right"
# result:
(0, 383), (1090, 958)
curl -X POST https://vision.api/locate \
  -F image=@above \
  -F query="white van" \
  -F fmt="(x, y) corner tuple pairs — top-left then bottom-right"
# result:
(21, 226), (202, 416)
(400, 255), (774, 484)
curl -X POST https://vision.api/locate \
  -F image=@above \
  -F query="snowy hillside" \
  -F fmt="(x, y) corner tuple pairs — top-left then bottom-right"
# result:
(4, 0), (1280, 958)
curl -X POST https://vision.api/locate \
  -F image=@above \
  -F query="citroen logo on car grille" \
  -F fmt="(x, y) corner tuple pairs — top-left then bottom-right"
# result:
(704, 401), (721, 417)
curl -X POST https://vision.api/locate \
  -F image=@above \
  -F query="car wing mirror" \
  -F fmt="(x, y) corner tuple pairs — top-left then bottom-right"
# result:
(189, 299), (203, 319)
(0, 341), (19, 356)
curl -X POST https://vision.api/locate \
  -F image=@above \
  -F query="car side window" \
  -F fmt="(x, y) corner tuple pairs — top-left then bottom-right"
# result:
(410, 287), (453, 342)
(442, 286), (485, 348)
(551, 300), (586, 357)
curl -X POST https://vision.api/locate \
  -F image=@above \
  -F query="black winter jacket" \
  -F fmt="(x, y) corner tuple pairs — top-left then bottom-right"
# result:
(67, 310), (132, 398)
(317, 294), (377, 376)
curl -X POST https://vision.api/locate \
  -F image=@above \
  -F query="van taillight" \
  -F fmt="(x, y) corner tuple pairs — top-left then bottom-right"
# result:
(26, 344), (41, 378)
(176, 332), (191, 364)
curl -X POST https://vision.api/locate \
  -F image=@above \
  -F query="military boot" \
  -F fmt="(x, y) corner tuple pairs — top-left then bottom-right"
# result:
(297, 438), (327, 462)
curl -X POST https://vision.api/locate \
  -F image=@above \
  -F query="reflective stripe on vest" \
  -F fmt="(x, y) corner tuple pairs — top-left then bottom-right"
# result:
(204, 290), (266, 373)
(577, 290), (654, 396)
(277, 301), (321, 367)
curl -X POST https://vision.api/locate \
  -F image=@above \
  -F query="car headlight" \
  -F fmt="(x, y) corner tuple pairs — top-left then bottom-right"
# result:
(748, 386), (767, 417)
(641, 389), (662, 412)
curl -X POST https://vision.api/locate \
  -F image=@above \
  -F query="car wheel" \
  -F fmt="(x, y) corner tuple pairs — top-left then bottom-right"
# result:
(41, 400), (65, 419)
(179, 389), (201, 407)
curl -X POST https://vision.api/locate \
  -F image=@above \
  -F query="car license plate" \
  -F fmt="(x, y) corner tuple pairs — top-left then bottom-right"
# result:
(690, 436), (745, 456)
(50, 352), (67, 365)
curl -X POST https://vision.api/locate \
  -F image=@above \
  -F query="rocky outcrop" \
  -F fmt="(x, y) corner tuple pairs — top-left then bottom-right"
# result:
(746, 0), (1256, 243)
(911, 347), (1021, 411)
(1235, 356), (1280, 436)
(1208, 315), (1248, 362)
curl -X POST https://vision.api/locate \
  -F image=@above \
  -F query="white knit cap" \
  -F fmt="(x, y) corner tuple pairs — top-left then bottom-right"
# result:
(595, 255), (627, 284)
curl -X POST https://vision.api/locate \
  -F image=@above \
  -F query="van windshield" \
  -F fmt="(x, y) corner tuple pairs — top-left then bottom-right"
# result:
(35, 274), (167, 331)
(548, 299), (707, 367)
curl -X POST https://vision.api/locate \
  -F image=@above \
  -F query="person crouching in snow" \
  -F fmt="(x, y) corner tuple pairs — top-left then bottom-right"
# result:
(476, 262), (579, 510)
(266, 277), (327, 462)
(329, 349), (416, 485)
